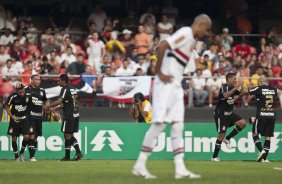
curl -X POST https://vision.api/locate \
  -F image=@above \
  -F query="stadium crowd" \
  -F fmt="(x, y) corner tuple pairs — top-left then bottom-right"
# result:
(0, 0), (282, 108)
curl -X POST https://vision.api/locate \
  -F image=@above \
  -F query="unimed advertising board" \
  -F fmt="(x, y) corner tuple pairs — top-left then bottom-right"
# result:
(0, 123), (281, 160)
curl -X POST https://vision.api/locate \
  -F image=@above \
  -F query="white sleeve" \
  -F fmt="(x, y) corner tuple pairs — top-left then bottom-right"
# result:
(166, 27), (190, 50)
(143, 103), (151, 112)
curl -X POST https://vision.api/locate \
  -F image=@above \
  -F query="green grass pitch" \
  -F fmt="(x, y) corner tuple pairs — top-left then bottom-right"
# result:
(0, 160), (281, 184)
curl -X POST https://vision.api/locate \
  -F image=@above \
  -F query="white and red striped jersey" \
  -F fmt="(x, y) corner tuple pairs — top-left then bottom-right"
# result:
(161, 27), (195, 85)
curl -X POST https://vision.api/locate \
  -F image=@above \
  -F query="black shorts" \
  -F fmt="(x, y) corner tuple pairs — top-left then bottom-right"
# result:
(214, 113), (243, 133)
(252, 117), (275, 137)
(7, 118), (30, 136)
(61, 118), (79, 133)
(29, 118), (43, 136)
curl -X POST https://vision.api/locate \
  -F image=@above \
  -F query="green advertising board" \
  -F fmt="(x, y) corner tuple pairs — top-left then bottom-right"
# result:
(0, 122), (281, 160)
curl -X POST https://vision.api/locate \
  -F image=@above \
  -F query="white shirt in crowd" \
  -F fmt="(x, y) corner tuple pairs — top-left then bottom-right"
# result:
(0, 54), (10, 65)
(0, 34), (14, 45)
(192, 76), (206, 90)
(206, 78), (223, 89)
(115, 67), (134, 76)
(158, 22), (173, 42)
(12, 61), (24, 74)
(202, 69), (212, 79)
(87, 39), (105, 59)
(61, 53), (76, 66)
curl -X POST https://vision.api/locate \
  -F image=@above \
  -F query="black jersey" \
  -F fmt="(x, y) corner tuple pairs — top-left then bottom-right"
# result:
(214, 84), (241, 117)
(25, 86), (47, 119)
(6, 92), (29, 117)
(59, 84), (79, 119)
(249, 85), (277, 119)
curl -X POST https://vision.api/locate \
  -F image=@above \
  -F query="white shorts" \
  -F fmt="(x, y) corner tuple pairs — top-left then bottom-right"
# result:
(151, 77), (184, 123)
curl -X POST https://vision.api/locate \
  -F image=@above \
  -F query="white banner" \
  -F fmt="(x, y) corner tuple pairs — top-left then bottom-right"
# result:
(101, 76), (152, 102)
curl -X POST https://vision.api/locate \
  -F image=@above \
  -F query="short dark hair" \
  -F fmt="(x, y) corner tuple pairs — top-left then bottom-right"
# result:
(134, 92), (145, 102)
(226, 72), (236, 81)
(59, 74), (69, 83)
(31, 74), (39, 79)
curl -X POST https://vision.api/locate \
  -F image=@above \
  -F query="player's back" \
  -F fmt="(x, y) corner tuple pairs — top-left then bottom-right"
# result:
(60, 84), (79, 119)
(161, 27), (195, 85)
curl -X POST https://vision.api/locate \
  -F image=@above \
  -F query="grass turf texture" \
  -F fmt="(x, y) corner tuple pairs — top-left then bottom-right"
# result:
(0, 160), (281, 184)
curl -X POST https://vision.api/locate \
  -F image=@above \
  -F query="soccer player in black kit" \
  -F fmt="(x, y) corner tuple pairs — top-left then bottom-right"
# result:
(248, 77), (278, 162)
(45, 74), (83, 161)
(212, 73), (247, 161)
(5, 83), (32, 161)
(25, 74), (48, 161)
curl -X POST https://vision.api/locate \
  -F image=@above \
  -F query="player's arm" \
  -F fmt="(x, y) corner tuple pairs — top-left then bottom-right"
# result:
(223, 81), (242, 99)
(4, 99), (19, 123)
(156, 41), (172, 83)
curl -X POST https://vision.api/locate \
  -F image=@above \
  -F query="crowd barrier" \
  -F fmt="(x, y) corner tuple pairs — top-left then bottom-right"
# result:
(0, 122), (281, 160)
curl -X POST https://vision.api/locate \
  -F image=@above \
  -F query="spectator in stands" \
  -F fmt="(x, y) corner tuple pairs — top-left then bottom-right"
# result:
(87, 32), (105, 74)
(14, 29), (27, 48)
(49, 2), (71, 29)
(95, 66), (112, 93)
(202, 43), (218, 63)
(135, 25), (150, 55)
(236, 11), (252, 34)
(21, 61), (33, 86)
(0, 45), (10, 66)
(142, 15), (156, 47)
(0, 28), (14, 46)
(40, 27), (52, 49)
(1, 59), (20, 86)
(135, 68), (144, 76)
(115, 59), (134, 76)
(139, 6), (156, 25)
(42, 36), (60, 55)
(161, 0), (179, 27)
(87, 4), (107, 33)
(157, 14), (173, 42)
(120, 29), (135, 56)
(4, 9), (17, 32)
(48, 50), (61, 74)
(191, 69), (209, 107)
(18, 7), (32, 23)
(40, 56), (53, 75)
(55, 28), (67, 51)
(61, 46), (76, 68)
(233, 38), (252, 60)
(88, 22), (97, 34)
(100, 55), (111, 74)
(26, 22), (38, 45)
(104, 32), (126, 59)
(63, 36), (77, 54)
(67, 53), (86, 75)
(122, 9), (138, 34)
(206, 71), (224, 108)
(82, 65), (96, 90)
(220, 27), (233, 51)
(135, 54), (149, 75)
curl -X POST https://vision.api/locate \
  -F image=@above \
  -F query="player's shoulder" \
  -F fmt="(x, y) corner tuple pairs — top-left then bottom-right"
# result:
(175, 26), (192, 36)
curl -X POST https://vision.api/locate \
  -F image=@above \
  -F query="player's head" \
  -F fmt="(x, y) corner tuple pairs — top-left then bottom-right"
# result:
(31, 74), (41, 88)
(258, 77), (268, 86)
(192, 14), (212, 39)
(58, 74), (69, 87)
(15, 83), (25, 97)
(226, 72), (236, 86)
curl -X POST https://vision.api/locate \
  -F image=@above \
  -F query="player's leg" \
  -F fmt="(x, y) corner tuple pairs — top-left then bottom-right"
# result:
(132, 122), (166, 178)
(28, 134), (36, 161)
(171, 121), (201, 179)
(19, 134), (29, 161)
(225, 114), (246, 141)
(212, 116), (226, 160)
(70, 118), (83, 161)
(11, 136), (19, 161)
(252, 118), (263, 153)
(212, 132), (225, 161)
(261, 119), (275, 162)
(62, 132), (72, 161)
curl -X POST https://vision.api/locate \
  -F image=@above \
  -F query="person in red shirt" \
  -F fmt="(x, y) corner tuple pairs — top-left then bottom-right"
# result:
(233, 39), (252, 60)
(21, 61), (33, 86)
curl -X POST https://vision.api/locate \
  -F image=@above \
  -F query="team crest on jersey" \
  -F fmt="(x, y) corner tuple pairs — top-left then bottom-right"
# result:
(9, 128), (13, 134)
(222, 126), (226, 131)
(30, 127), (34, 133)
